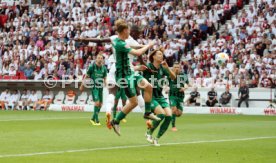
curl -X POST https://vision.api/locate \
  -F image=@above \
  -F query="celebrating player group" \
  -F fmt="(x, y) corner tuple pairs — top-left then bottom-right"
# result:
(79, 19), (188, 146)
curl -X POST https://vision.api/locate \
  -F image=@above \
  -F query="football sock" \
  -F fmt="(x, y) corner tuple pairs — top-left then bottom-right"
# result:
(149, 114), (165, 135)
(172, 114), (176, 127)
(94, 106), (100, 123)
(145, 102), (151, 113)
(112, 103), (118, 118)
(157, 116), (172, 139)
(114, 111), (126, 123)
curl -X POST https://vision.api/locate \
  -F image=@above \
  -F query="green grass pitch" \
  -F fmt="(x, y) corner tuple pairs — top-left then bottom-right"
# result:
(0, 111), (276, 163)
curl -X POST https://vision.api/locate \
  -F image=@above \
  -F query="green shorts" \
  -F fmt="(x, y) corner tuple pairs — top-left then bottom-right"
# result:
(91, 88), (103, 103)
(116, 73), (144, 98)
(115, 88), (127, 101)
(150, 97), (170, 111)
(169, 96), (184, 111)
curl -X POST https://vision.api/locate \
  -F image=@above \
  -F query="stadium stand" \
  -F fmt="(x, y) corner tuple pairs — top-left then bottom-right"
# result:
(53, 90), (65, 104)
(0, 0), (274, 112)
(1, 0), (271, 87)
(76, 91), (88, 104)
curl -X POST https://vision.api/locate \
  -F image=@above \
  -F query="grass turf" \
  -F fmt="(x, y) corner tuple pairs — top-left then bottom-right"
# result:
(0, 111), (276, 163)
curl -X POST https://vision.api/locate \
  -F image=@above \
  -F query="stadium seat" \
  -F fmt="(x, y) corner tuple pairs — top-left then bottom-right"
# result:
(87, 95), (94, 105)
(3, 76), (11, 80)
(53, 91), (65, 104)
(76, 92), (88, 105)
(64, 90), (76, 105)
(11, 76), (18, 80)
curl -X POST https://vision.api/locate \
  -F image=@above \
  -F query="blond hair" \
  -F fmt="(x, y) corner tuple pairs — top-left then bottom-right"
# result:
(115, 19), (129, 33)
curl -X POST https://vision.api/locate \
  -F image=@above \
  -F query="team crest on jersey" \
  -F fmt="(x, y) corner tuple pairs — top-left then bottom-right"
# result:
(160, 70), (163, 76)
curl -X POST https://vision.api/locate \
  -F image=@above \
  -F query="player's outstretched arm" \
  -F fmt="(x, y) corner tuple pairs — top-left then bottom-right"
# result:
(134, 65), (148, 71)
(129, 42), (154, 57)
(76, 37), (111, 44)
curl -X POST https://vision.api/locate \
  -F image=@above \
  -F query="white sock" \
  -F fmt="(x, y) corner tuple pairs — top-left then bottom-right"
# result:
(105, 94), (115, 114)
(137, 95), (145, 112)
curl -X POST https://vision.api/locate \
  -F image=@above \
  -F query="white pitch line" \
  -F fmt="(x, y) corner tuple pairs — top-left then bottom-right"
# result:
(0, 117), (88, 122)
(0, 136), (275, 158)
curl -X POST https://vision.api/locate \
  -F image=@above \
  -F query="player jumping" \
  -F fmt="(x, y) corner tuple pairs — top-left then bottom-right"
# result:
(77, 25), (149, 129)
(110, 19), (160, 136)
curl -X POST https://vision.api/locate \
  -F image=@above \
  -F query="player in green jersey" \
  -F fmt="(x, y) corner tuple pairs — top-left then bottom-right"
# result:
(169, 62), (189, 131)
(80, 54), (107, 126)
(143, 48), (176, 146)
(110, 19), (160, 136)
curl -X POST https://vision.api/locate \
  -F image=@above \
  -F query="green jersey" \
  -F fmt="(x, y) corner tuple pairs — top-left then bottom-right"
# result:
(112, 38), (133, 79)
(143, 63), (170, 98)
(86, 63), (107, 88)
(169, 73), (189, 99)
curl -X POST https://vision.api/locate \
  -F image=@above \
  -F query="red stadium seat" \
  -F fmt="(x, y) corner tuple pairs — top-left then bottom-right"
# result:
(11, 76), (18, 80)
(3, 76), (11, 80)
(19, 76), (27, 80)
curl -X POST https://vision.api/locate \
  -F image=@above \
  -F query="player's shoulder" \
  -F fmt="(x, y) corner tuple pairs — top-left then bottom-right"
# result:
(146, 62), (153, 68)
(110, 35), (118, 41)
(88, 62), (95, 69)
(103, 65), (108, 71)
(113, 38), (126, 46)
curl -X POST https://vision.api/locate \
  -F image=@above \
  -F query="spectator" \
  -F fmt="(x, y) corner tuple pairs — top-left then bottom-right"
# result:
(186, 86), (201, 106)
(6, 90), (20, 110)
(35, 90), (53, 111)
(0, 89), (10, 110)
(27, 90), (38, 111)
(8, 65), (17, 76)
(2, 63), (9, 76)
(18, 89), (29, 110)
(24, 64), (34, 79)
(206, 86), (218, 107)
(219, 87), (232, 106)
(238, 81), (249, 108)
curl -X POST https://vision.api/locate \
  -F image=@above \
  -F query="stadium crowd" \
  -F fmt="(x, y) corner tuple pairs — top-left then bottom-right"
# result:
(0, 0), (275, 89)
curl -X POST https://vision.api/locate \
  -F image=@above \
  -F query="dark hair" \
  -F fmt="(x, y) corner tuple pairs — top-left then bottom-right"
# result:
(149, 48), (165, 63)
(130, 25), (140, 33)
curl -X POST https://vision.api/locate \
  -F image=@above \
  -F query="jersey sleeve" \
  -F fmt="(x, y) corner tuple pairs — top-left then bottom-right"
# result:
(120, 41), (132, 54)
(126, 36), (140, 47)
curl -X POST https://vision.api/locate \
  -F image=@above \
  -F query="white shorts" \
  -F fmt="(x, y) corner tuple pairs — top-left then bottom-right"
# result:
(107, 63), (116, 85)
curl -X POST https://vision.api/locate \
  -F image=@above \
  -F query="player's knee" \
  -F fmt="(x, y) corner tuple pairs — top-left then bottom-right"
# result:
(172, 107), (177, 113)
(132, 99), (138, 107)
(94, 102), (101, 106)
(145, 84), (153, 92)
(176, 111), (182, 117)
(129, 98), (138, 107)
